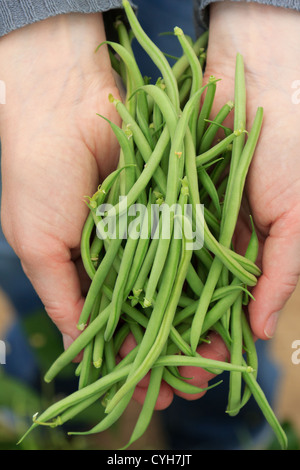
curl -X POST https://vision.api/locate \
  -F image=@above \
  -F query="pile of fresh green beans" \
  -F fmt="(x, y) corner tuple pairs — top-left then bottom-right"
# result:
(18, 0), (287, 450)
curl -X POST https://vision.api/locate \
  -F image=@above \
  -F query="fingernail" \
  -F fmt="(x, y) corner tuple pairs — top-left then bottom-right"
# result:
(264, 312), (280, 338)
(63, 334), (73, 350)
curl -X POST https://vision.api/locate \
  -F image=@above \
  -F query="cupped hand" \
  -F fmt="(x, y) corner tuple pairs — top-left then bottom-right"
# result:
(204, 1), (300, 340)
(0, 13), (122, 347)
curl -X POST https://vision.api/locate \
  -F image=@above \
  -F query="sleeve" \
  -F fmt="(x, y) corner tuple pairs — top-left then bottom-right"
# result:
(194, 0), (300, 30)
(0, 0), (132, 37)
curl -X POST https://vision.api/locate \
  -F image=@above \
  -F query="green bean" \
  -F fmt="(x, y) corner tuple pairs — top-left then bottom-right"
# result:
(196, 76), (217, 150)
(163, 367), (222, 395)
(93, 266), (117, 367)
(179, 76), (192, 108)
(136, 99), (155, 149)
(212, 284), (255, 302)
(133, 84), (178, 138)
(227, 216), (259, 412)
(126, 318), (144, 346)
(187, 126), (257, 294)
(213, 174), (228, 209)
(189, 106), (263, 351)
(122, 0), (180, 112)
(221, 246), (261, 277)
(129, 228), (183, 363)
(93, 328), (105, 370)
(208, 151), (231, 188)
(103, 282), (193, 357)
(108, 48), (121, 76)
(125, 195), (153, 294)
(74, 361), (82, 377)
(172, 30), (208, 81)
(81, 165), (133, 280)
(154, 355), (253, 374)
(80, 212), (96, 280)
(113, 323), (131, 356)
(173, 280), (241, 332)
(78, 294), (101, 389)
(174, 26), (203, 144)
(104, 217), (141, 342)
(89, 233), (103, 270)
(115, 18), (134, 54)
(96, 115), (137, 193)
(226, 294), (243, 416)
(121, 344), (168, 450)
(106, 127), (170, 218)
(238, 311), (258, 410)
(144, 84), (213, 306)
(96, 39), (146, 118)
(212, 319), (287, 449)
(102, 337), (118, 405)
(195, 129), (243, 167)
(197, 165), (222, 218)
(76, 228), (124, 331)
(230, 53), (247, 177)
(68, 392), (134, 437)
(110, 95), (167, 195)
(198, 101), (234, 154)
(186, 263), (204, 296)
(105, 216), (193, 413)
(226, 208), (260, 415)
(152, 99), (163, 136)
(18, 362), (133, 444)
(51, 393), (104, 429)
(101, 285), (148, 328)
(241, 372), (287, 450)
(44, 305), (110, 383)
(221, 107), (263, 241)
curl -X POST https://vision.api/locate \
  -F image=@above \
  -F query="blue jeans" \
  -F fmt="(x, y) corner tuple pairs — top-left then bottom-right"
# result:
(0, 0), (280, 449)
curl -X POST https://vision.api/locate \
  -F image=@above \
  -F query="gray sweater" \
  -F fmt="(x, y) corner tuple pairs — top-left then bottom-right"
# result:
(0, 0), (299, 38)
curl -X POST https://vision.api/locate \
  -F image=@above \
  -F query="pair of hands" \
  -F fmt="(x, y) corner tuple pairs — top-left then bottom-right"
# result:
(0, 2), (299, 410)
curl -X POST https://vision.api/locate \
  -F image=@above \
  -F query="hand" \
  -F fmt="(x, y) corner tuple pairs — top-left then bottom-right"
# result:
(205, 1), (300, 340)
(120, 1), (300, 410)
(0, 13), (122, 348)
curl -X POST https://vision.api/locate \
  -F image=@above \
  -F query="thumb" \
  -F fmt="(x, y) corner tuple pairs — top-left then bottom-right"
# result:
(248, 212), (300, 340)
(19, 237), (85, 348)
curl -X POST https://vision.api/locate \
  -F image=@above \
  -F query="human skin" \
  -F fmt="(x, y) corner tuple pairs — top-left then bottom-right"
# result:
(0, 12), (122, 347)
(0, 3), (300, 409)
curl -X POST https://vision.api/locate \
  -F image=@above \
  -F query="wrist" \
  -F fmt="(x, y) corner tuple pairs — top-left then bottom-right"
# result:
(0, 12), (113, 121)
(207, 2), (300, 81)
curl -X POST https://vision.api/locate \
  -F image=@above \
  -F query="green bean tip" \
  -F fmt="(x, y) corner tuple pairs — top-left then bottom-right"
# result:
(174, 26), (183, 36)
(143, 298), (152, 308)
(93, 359), (102, 369)
(108, 93), (119, 104)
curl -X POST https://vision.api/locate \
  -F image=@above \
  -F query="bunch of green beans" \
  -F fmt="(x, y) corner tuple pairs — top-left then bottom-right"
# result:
(18, 0), (287, 450)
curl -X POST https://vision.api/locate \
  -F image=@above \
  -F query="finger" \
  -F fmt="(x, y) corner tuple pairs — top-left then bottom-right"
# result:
(117, 333), (151, 388)
(174, 331), (229, 401)
(118, 333), (174, 409)
(249, 212), (300, 339)
(19, 237), (85, 346)
(173, 382), (208, 401)
(132, 380), (174, 411)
